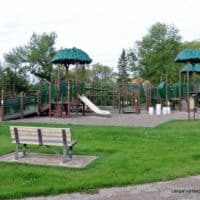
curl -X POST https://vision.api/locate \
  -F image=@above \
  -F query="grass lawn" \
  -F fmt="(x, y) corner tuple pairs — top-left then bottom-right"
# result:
(1, 120), (200, 199)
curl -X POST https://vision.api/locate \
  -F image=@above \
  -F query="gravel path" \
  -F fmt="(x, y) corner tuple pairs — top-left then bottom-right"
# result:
(9, 111), (200, 127)
(9, 111), (200, 200)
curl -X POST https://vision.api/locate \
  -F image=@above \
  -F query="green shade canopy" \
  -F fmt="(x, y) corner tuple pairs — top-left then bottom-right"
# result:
(175, 49), (200, 63)
(52, 47), (92, 65)
(181, 64), (200, 73)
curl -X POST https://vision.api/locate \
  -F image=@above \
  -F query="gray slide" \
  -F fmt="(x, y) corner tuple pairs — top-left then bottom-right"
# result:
(78, 94), (111, 116)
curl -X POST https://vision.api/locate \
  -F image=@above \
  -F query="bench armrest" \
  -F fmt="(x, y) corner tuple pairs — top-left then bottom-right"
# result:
(67, 141), (77, 147)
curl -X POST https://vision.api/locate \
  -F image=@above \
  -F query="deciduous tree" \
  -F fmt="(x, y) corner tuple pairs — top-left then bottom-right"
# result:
(4, 32), (57, 82)
(129, 23), (181, 84)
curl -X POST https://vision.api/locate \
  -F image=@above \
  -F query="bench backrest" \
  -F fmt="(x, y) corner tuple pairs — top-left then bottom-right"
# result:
(10, 126), (72, 146)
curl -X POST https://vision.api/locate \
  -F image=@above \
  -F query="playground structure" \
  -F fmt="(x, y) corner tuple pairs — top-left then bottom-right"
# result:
(1, 48), (200, 121)
(0, 81), (117, 120)
(120, 82), (145, 113)
(1, 74), (200, 121)
(0, 74), (197, 121)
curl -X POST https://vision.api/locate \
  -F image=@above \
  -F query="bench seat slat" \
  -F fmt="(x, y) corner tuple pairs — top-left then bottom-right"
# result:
(11, 137), (64, 143)
(12, 139), (76, 147)
(10, 126), (70, 131)
(11, 135), (70, 142)
(10, 127), (71, 135)
(10, 126), (72, 142)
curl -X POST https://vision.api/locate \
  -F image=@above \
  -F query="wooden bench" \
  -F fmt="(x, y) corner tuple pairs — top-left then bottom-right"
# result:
(9, 126), (77, 163)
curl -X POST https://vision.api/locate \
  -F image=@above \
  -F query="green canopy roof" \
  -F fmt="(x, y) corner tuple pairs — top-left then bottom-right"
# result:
(175, 49), (200, 63)
(181, 64), (200, 73)
(52, 47), (92, 65)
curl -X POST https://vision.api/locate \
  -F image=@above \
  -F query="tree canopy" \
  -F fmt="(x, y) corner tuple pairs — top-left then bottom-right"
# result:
(4, 32), (57, 82)
(127, 23), (182, 85)
(88, 63), (115, 88)
(181, 40), (200, 50)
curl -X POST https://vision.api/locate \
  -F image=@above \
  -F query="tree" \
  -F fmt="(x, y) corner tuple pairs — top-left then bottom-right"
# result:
(181, 40), (200, 49)
(131, 23), (181, 85)
(4, 32), (57, 82)
(28, 32), (57, 81)
(0, 63), (4, 89)
(4, 46), (28, 79)
(126, 48), (138, 76)
(0, 67), (29, 93)
(88, 63), (115, 88)
(117, 49), (129, 84)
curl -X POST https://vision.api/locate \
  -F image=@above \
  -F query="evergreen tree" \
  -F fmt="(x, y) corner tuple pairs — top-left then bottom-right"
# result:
(117, 49), (129, 84)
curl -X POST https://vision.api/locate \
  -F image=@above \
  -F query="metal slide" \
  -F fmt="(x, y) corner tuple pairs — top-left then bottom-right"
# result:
(78, 94), (111, 116)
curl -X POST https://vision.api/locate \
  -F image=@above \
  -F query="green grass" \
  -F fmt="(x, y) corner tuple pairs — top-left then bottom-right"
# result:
(1, 120), (200, 199)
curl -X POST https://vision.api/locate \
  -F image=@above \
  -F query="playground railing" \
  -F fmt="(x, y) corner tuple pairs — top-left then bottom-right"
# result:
(2, 92), (38, 121)
(23, 93), (37, 115)
(3, 95), (21, 120)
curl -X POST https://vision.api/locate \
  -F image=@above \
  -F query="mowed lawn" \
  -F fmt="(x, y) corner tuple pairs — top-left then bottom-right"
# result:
(1, 120), (200, 199)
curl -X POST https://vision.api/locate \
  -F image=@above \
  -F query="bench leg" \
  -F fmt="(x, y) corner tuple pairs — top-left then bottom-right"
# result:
(15, 143), (19, 160)
(22, 144), (27, 157)
(63, 144), (67, 163)
(68, 146), (72, 160)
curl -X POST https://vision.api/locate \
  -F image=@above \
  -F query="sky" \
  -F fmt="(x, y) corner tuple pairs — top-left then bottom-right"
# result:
(0, 0), (200, 69)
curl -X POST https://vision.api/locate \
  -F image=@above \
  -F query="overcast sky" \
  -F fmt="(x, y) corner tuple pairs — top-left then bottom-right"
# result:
(0, 0), (200, 68)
